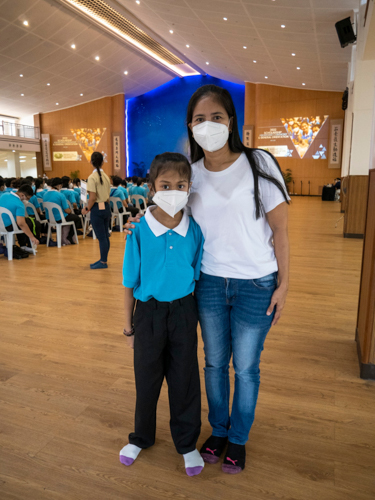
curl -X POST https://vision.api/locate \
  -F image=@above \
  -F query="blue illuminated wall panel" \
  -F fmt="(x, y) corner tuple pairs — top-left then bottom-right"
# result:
(126, 75), (245, 177)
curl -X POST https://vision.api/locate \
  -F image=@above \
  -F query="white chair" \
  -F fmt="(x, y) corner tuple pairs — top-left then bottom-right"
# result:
(110, 197), (130, 232)
(43, 202), (79, 248)
(23, 201), (48, 228)
(131, 195), (147, 214)
(0, 207), (34, 260)
(82, 204), (96, 239)
(37, 197), (44, 211)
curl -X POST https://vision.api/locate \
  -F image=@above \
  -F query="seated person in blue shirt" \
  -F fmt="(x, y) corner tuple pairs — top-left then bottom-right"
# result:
(35, 178), (46, 200)
(44, 177), (82, 245)
(61, 176), (81, 214)
(25, 176), (36, 192)
(0, 183), (40, 250)
(73, 178), (81, 197)
(120, 152), (205, 477)
(0, 178), (5, 197)
(119, 178), (128, 199)
(111, 176), (139, 219)
(4, 178), (16, 192)
(130, 178), (147, 210)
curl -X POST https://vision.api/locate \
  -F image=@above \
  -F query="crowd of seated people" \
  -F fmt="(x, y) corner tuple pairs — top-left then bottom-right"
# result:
(0, 173), (151, 257)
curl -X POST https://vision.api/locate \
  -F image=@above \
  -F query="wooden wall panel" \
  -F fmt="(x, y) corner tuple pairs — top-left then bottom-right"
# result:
(245, 83), (343, 195)
(344, 176), (369, 237)
(39, 95), (125, 179)
(356, 169), (375, 377)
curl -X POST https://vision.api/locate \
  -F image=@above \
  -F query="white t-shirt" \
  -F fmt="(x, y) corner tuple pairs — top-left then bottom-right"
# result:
(187, 151), (289, 279)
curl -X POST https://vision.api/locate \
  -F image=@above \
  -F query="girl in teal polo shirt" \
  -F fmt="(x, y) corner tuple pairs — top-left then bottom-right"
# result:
(120, 152), (205, 477)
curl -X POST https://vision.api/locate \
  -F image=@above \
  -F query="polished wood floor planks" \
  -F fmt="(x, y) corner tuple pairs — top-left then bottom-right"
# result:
(1, 197), (374, 500)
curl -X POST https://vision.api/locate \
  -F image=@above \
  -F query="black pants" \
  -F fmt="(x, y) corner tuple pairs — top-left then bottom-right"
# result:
(6, 217), (41, 247)
(130, 294), (201, 454)
(90, 202), (111, 262)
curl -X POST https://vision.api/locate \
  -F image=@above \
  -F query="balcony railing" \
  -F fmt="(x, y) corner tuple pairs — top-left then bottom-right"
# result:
(0, 121), (40, 140)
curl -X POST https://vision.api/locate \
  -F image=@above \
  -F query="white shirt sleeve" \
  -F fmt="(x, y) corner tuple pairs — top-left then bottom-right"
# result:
(256, 150), (290, 213)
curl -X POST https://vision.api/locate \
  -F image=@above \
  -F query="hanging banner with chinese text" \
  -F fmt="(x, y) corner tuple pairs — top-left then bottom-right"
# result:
(113, 134), (121, 172)
(41, 134), (52, 171)
(329, 119), (343, 168)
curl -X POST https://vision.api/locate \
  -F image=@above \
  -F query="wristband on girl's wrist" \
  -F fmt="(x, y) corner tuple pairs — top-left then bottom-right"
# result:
(123, 327), (134, 337)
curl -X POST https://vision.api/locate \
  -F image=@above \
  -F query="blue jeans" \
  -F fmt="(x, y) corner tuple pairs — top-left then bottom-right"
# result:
(195, 271), (277, 445)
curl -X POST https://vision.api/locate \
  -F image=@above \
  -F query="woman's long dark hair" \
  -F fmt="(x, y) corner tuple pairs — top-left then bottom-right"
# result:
(91, 152), (104, 185)
(186, 85), (290, 219)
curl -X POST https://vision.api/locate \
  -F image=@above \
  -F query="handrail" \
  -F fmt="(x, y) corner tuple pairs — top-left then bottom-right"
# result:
(0, 121), (40, 140)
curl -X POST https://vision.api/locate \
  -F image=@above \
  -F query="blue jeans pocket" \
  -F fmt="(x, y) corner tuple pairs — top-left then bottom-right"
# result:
(252, 272), (278, 290)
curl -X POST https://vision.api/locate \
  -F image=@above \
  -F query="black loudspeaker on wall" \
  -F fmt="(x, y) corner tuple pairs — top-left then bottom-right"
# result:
(342, 87), (349, 111)
(335, 17), (356, 48)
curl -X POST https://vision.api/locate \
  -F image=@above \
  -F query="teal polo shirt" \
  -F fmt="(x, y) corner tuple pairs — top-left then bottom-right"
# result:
(0, 192), (26, 227)
(118, 186), (129, 199)
(61, 188), (76, 206)
(43, 190), (69, 222)
(110, 187), (125, 210)
(27, 195), (40, 216)
(131, 186), (146, 204)
(122, 207), (204, 302)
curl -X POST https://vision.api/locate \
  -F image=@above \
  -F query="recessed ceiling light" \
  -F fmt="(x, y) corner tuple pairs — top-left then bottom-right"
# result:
(206, 62), (209, 65)
(253, 60), (257, 63)
(20, 156), (26, 158)
(32, 157), (36, 159)
(23, 21), (29, 26)
(136, 0), (140, 3)
(80, 93), (83, 96)
(47, 83), (50, 86)
(20, 74), (23, 77)
(243, 46), (247, 49)
(12, 150), (16, 152)
(169, 30), (173, 34)
(56, 102), (59, 105)
(302, 83), (306, 86)
(4, 159), (7, 162)
(265, 76), (268, 79)
(71, 44), (76, 49)
(95, 56), (100, 61)
(124, 71), (128, 75)
(223, 17), (228, 21)
(20, 160), (26, 163)
(21, 93), (24, 96)
(281, 25), (286, 28)
(291, 53), (296, 56)
(186, 44), (190, 48)
(297, 67), (300, 70)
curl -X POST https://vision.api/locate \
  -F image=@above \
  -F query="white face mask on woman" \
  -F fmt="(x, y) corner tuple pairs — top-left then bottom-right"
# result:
(152, 190), (189, 218)
(192, 120), (229, 152)
(69, 182), (74, 189)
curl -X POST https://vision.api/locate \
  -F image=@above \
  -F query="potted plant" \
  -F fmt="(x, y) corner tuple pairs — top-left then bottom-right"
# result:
(70, 170), (80, 179)
(282, 168), (293, 194)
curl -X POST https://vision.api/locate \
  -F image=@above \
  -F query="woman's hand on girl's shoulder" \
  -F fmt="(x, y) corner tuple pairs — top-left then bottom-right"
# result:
(124, 214), (143, 240)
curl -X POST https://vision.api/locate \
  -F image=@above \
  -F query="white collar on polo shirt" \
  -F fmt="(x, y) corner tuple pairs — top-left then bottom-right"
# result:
(10, 191), (20, 199)
(145, 205), (189, 238)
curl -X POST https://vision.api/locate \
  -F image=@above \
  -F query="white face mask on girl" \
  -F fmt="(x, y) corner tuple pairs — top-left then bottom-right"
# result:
(192, 120), (230, 152)
(152, 190), (189, 218)
(69, 183), (74, 189)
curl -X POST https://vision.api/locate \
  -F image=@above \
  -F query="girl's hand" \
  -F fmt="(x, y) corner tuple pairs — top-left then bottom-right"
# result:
(266, 284), (288, 326)
(126, 335), (134, 349)
(124, 214), (143, 241)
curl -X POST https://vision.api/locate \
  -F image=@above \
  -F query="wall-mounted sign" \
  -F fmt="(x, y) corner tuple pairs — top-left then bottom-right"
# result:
(70, 128), (106, 162)
(0, 139), (40, 152)
(113, 134), (121, 171)
(258, 116), (329, 159)
(41, 134), (52, 171)
(243, 125), (254, 148)
(329, 119), (343, 168)
(53, 151), (81, 162)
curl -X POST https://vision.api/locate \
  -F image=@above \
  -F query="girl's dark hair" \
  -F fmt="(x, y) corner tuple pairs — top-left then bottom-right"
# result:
(112, 175), (122, 187)
(91, 152), (104, 184)
(35, 178), (43, 190)
(18, 184), (33, 197)
(149, 152), (191, 188)
(186, 84), (289, 219)
(73, 178), (80, 186)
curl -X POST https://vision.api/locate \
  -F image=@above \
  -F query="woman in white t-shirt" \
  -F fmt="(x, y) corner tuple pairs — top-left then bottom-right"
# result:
(125, 85), (290, 475)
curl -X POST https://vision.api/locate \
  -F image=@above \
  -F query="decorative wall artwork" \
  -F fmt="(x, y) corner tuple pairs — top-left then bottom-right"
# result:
(70, 128), (106, 162)
(258, 116), (329, 159)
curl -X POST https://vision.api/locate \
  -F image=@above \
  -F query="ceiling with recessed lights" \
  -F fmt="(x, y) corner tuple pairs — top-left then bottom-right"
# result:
(0, 0), (358, 120)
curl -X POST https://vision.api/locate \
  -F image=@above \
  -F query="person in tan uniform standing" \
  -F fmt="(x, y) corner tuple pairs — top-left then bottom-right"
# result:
(82, 152), (111, 269)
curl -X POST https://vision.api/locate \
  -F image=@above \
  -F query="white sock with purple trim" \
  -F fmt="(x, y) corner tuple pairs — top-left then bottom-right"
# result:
(119, 444), (142, 466)
(183, 449), (204, 477)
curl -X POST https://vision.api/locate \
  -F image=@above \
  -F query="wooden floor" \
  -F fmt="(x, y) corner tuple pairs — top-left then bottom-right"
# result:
(1, 197), (374, 500)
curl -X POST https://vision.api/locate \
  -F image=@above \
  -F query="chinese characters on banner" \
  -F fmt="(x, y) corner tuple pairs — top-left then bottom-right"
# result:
(41, 134), (52, 171)
(113, 134), (121, 172)
(329, 119), (343, 168)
